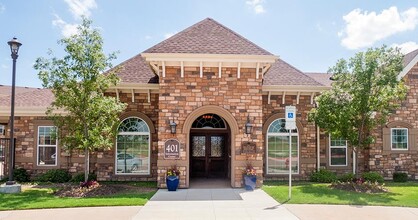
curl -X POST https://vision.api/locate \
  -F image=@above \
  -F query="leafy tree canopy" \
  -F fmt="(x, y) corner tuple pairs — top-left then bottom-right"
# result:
(309, 46), (407, 149)
(34, 18), (126, 180)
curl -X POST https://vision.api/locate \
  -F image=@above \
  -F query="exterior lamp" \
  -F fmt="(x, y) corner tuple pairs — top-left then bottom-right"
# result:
(170, 120), (177, 134)
(245, 116), (253, 135)
(6, 37), (22, 185)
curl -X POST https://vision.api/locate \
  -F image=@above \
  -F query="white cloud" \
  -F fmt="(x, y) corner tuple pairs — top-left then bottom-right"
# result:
(246, 0), (265, 14)
(164, 32), (176, 39)
(52, 14), (79, 38)
(145, 35), (152, 40)
(392, 41), (418, 54)
(64, 0), (97, 19)
(0, 4), (5, 13)
(339, 6), (418, 50)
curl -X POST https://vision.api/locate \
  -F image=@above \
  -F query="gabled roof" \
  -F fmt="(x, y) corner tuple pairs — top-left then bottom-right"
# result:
(305, 73), (333, 87)
(143, 18), (273, 55)
(263, 59), (323, 87)
(403, 48), (418, 67)
(111, 55), (157, 84)
(398, 48), (418, 79)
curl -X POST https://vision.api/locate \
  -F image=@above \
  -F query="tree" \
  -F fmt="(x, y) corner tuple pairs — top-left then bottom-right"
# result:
(34, 18), (126, 181)
(309, 46), (407, 174)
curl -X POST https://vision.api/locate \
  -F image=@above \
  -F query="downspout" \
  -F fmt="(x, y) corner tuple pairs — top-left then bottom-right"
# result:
(352, 149), (356, 174)
(317, 125), (320, 171)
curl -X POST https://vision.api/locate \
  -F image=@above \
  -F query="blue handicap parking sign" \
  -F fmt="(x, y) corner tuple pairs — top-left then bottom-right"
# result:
(288, 113), (294, 118)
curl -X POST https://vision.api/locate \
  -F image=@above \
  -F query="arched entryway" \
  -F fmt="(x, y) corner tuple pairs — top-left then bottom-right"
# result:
(189, 114), (230, 178)
(182, 105), (239, 187)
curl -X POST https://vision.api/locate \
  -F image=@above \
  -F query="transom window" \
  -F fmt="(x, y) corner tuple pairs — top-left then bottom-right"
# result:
(391, 128), (408, 150)
(266, 118), (299, 174)
(116, 117), (150, 175)
(37, 126), (57, 166)
(192, 114), (226, 129)
(329, 135), (347, 166)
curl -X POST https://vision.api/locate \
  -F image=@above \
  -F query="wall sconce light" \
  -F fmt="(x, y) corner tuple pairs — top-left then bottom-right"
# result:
(170, 120), (177, 134)
(245, 116), (253, 135)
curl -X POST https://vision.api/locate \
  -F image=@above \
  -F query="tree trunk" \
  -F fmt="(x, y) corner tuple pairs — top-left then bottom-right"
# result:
(84, 147), (89, 182)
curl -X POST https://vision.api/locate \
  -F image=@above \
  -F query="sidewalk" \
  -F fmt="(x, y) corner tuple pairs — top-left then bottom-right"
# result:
(1, 188), (418, 220)
(131, 188), (298, 220)
(285, 204), (418, 220)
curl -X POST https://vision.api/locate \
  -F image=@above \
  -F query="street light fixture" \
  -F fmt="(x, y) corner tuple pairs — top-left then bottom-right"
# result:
(6, 37), (22, 185)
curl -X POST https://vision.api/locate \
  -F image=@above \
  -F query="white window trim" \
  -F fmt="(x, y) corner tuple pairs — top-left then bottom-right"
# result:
(329, 135), (348, 166)
(390, 128), (409, 150)
(115, 117), (151, 175)
(37, 126), (58, 166)
(266, 119), (299, 175)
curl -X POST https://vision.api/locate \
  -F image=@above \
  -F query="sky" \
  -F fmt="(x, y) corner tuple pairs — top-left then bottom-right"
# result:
(0, 0), (418, 88)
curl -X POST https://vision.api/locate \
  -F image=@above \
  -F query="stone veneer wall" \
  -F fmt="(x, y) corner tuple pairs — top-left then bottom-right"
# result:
(368, 62), (418, 180)
(8, 92), (159, 181)
(157, 66), (264, 188)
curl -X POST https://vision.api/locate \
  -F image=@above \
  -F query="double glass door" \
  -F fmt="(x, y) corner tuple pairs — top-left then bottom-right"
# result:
(190, 134), (226, 178)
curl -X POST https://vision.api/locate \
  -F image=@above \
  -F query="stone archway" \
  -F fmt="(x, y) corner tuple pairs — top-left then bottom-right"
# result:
(183, 105), (239, 187)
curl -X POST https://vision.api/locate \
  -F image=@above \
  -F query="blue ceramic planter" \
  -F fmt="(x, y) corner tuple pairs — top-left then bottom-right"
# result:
(243, 175), (256, 190)
(166, 176), (179, 191)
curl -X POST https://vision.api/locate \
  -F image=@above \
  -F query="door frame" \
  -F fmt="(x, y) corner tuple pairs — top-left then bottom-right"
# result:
(190, 130), (229, 178)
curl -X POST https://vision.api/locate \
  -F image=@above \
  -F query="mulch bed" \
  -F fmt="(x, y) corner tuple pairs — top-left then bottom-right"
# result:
(330, 182), (389, 194)
(29, 183), (155, 198)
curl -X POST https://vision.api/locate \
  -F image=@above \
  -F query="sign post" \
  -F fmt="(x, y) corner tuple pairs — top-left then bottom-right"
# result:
(285, 106), (296, 200)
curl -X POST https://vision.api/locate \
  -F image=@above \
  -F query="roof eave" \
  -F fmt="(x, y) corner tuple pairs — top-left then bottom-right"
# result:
(262, 85), (331, 93)
(141, 53), (278, 63)
(398, 52), (418, 80)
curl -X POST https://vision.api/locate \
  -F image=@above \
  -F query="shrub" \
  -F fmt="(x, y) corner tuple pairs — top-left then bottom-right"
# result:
(338, 173), (355, 182)
(13, 168), (30, 182)
(361, 172), (384, 183)
(393, 172), (408, 182)
(37, 169), (71, 183)
(310, 169), (337, 183)
(71, 173), (97, 183)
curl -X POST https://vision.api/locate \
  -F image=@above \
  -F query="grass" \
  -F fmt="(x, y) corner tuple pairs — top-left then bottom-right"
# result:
(262, 181), (418, 207)
(0, 181), (157, 211)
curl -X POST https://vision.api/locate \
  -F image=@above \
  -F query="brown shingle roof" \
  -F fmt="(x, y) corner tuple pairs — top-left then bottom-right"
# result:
(112, 55), (157, 84)
(305, 73), (333, 87)
(0, 85), (41, 97)
(263, 59), (323, 86)
(403, 48), (418, 67)
(0, 88), (54, 108)
(143, 18), (272, 55)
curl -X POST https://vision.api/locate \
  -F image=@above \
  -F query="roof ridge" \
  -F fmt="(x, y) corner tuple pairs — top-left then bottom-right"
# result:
(204, 18), (272, 55)
(143, 18), (211, 53)
(143, 17), (272, 55)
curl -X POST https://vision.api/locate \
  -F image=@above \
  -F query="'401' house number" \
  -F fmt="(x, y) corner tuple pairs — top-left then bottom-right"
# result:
(164, 139), (180, 159)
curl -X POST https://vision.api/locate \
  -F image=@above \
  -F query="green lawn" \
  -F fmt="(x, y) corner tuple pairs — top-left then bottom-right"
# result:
(0, 182), (157, 211)
(262, 181), (418, 207)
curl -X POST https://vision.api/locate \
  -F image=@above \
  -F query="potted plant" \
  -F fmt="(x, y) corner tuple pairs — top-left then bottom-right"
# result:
(243, 163), (257, 190)
(166, 166), (180, 191)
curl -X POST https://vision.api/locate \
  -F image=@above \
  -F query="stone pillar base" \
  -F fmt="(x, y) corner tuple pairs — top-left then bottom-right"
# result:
(0, 184), (22, 194)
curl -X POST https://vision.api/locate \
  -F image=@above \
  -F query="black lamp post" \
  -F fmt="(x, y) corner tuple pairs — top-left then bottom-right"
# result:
(6, 37), (22, 185)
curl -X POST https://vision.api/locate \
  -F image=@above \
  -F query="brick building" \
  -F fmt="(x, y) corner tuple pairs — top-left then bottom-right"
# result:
(0, 18), (417, 187)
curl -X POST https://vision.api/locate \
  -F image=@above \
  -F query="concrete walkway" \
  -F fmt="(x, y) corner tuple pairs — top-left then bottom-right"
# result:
(132, 188), (298, 220)
(1, 188), (418, 220)
(285, 204), (418, 220)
